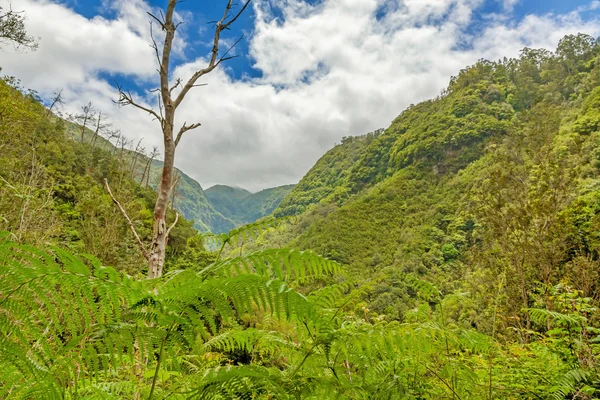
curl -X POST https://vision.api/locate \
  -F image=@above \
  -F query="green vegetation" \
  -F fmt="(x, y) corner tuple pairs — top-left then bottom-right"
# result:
(152, 164), (237, 233)
(0, 77), (200, 275)
(207, 184), (295, 226)
(276, 132), (381, 216)
(269, 34), (600, 327)
(2, 33), (600, 398)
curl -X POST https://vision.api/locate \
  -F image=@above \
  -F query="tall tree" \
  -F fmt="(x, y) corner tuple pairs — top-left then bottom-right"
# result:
(112, 0), (251, 278)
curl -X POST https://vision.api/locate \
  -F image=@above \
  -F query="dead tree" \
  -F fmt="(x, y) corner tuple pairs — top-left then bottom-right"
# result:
(130, 138), (145, 179)
(71, 102), (96, 143)
(91, 110), (109, 148)
(46, 90), (64, 117)
(141, 146), (160, 189)
(104, 129), (122, 154)
(110, 0), (251, 279)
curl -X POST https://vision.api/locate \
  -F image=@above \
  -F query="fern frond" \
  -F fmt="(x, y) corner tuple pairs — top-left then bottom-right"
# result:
(204, 248), (342, 283)
(204, 216), (284, 253)
(526, 307), (586, 327)
(187, 365), (288, 399)
(0, 239), (148, 399)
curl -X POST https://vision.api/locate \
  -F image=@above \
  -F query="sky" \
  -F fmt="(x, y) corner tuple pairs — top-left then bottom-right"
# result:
(1, 0), (600, 191)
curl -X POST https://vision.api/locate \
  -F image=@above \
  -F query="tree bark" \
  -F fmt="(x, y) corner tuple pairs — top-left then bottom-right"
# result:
(147, 133), (174, 279)
(114, 0), (251, 279)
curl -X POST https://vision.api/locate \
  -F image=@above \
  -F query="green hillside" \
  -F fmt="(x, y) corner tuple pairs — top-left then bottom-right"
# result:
(267, 34), (600, 323)
(204, 185), (252, 220)
(276, 132), (380, 216)
(144, 161), (236, 233)
(63, 114), (236, 233)
(206, 183), (295, 225)
(0, 77), (199, 275)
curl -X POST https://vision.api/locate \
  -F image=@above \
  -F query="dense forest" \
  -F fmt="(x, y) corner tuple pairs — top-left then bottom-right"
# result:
(2, 10), (600, 398)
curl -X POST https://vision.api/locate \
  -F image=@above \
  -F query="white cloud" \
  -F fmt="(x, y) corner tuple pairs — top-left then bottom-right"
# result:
(1, 0), (599, 191)
(501, 0), (520, 12)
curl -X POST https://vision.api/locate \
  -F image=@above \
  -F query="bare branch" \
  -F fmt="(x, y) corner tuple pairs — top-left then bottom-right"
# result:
(149, 21), (163, 69)
(104, 179), (150, 261)
(166, 213), (179, 237)
(115, 83), (163, 123)
(175, 121), (201, 147)
(170, 173), (181, 194)
(221, 0), (252, 31)
(147, 11), (165, 30)
(173, 0), (251, 110)
(214, 34), (244, 66)
(169, 78), (182, 95)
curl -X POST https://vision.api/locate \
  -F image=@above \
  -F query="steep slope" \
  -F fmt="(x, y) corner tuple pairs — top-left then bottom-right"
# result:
(265, 34), (600, 323)
(0, 78), (198, 275)
(206, 184), (295, 225)
(241, 184), (296, 222)
(143, 161), (236, 233)
(205, 185), (252, 220)
(64, 118), (236, 233)
(276, 131), (381, 216)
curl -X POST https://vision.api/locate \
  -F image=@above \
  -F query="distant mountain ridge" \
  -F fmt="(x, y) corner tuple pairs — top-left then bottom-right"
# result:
(206, 184), (295, 226)
(66, 119), (292, 233)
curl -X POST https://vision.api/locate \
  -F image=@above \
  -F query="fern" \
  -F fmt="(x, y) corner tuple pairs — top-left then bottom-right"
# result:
(0, 233), (342, 399)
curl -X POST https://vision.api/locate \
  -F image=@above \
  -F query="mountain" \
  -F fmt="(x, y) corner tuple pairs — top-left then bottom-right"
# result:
(66, 116), (293, 233)
(64, 116), (237, 233)
(0, 78), (199, 275)
(143, 162), (237, 233)
(276, 132), (380, 216)
(206, 184), (295, 225)
(266, 34), (600, 323)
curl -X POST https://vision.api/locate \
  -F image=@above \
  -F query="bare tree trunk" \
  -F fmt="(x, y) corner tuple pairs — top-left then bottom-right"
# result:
(130, 139), (145, 179)
(147, 138), (174, 278)
(141, 147), (158, 188)
(114, 0), (251, 279)
(92, 110), (108, 148)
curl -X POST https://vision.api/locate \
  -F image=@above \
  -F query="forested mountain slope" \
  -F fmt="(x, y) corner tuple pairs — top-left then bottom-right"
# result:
(276, 131), (380, 216)
(64, 120), (237, 233)
(206, 183), (295, 225)
(268, 34), (600, 323)
(0, 77), (204, 274)
(144, 160), (237, 233)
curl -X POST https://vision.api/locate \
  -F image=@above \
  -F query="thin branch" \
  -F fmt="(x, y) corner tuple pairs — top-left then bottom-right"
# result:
(217, 34), (244, 64)
(115, 83), (163, 123)
(147, 11), (165, 30)
(104, 179), (150, 261)
(166, 213), (179, 237)
(221, 0), (252, 31)
(169, 173), (181, 194)
(149, 21), (163, 70)
(169, 78), (182, 95)
(173, 0), (251, 110)
(175, 121), (201, 147)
